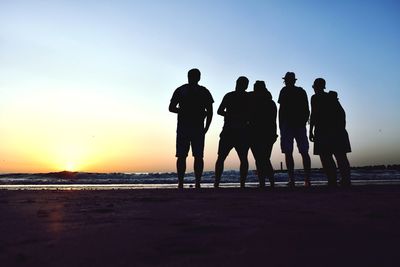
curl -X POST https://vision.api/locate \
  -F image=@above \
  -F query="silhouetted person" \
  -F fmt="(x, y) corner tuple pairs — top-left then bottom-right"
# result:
(278, 72), (311, 187)
(169, 68), (214, 189)
(248, 81), (277, 188)
(309, 78), (351, 186)
(214, 76), (250, 188)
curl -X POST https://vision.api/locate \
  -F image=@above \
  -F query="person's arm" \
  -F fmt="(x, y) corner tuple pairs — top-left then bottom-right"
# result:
(303, 90), (310, 125)
(217, 96), (227, 116)
(272, 101), (278, 141)
(309, 96), (315, 142)
(169, 100), (179, 113)
(204, 103), (213, 133)
(277, 90), (283, 129)
(309, 123), (315, 142)
(169, 90), (180, 113)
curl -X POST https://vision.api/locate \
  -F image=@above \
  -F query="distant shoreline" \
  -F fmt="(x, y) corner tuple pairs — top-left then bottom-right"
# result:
(1, 166), (399, 188)
(0, 164), (399, 176)
(2, 179), (400, 191)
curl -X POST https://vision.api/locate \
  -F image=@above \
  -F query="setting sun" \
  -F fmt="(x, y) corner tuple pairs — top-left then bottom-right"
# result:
(65, 162), (77, 172)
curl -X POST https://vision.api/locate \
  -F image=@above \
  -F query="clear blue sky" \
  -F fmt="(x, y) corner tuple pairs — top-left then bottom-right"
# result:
(0, 0), (399, 172)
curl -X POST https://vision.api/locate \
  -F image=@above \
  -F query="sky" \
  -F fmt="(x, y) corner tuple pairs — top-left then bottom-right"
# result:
(0, 0), (399, 173)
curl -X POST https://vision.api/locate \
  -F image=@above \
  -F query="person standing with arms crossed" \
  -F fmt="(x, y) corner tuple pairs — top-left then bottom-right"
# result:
(169, 68), (214, 189)
(278, 72), (311, 187)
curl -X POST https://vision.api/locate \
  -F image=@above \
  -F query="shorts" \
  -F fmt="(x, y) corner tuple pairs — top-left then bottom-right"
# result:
(280, 124), (309, 154)
(176, 126), (205, 158)
(218, 129), (249, 158)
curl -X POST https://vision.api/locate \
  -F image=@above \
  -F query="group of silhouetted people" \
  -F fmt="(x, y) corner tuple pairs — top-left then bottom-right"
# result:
(169, 69), (351, 189)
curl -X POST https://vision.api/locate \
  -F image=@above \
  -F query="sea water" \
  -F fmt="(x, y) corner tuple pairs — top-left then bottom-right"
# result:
(0, 169), (399, 190)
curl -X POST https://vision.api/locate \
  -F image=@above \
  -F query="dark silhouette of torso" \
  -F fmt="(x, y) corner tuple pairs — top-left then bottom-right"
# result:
(171, 84), (213, 128)
(220, 91), (249, 131)
(278, 85), (310, 127)
(248, 90), (277, 140)
(310, 91), (346, 133)
(310, 90), (351, 155)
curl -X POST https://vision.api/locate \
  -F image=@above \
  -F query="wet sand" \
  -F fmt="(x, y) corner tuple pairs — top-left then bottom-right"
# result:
(1, 185), (399, 267)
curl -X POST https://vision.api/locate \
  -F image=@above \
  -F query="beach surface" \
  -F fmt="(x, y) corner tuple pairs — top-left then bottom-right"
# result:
(1, 185), (400, 267)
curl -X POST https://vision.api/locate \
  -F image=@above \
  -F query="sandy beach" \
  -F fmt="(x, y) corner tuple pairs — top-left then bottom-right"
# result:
(1, 185), (400, 267)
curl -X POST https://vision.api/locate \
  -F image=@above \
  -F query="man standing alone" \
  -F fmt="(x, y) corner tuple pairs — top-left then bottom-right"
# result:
(169, 69), (214, 189)
(278, 72), (311, 187)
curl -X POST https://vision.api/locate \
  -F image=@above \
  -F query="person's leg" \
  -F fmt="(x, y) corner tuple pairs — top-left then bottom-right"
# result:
(235, 131), (250, 188)
(280, 125), (295, 186)
(214, 135), (232, 188)
(265, 141), (275, 188)
(250, 145), (266, 188)
(285, 153), (295, 187)
(237, 148), (249, 188)
(176, 127), (190, 189)
(194, 157), (204, 188)
(255, 159), (266, 188)
(295, 127), (311, 186)
(191, 128), (206, 188)
(334, 153), (351, 186)
(215, 154), (228, 188)
(177, 157), (186, 189)
(266, 160), (274, 188)
(320, 153), (337, 186)
(300, 152), (311, 186)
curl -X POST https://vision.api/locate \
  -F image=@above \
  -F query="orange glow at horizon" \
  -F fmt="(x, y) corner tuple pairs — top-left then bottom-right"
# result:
(0, 87), (179, 173)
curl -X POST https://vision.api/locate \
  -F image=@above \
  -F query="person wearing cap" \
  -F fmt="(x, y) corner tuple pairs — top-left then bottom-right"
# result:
(309, 78), (351, 186)
(214, 76), (250, 188)
(278, 72), (311, 187)
(169, 68), (214, 189)
(248, 81), (278, 188)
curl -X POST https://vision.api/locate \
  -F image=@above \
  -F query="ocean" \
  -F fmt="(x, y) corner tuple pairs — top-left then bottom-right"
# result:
(1, 168), (399, 190)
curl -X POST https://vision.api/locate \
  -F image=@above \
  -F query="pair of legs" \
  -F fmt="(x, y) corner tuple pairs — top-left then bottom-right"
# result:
(280, 125), (311, 187)
(215, 149), (248, 188)
(319, 153), (351, 186)
(284, 152), (311, 187)
(176, 126), (205, 188)
(215, 131), (249, 188)
(250, 140), (275, 188)
(177, 156), (203, 189)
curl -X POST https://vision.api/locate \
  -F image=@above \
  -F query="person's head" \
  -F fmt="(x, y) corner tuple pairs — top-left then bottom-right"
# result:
(188, 68), (201, 84)
(282, 72), (296, 86)
(235, 76), (249, 92)
(254, 80), (267, 93)
(312, 78), (326, 94)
